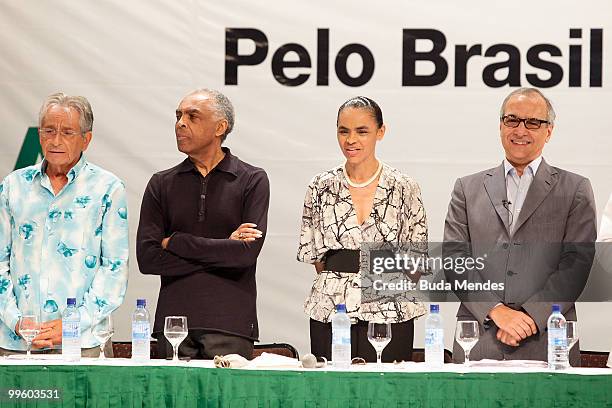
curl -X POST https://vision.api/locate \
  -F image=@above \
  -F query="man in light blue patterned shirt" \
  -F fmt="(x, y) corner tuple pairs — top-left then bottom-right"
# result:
(0, 93), (129, 355)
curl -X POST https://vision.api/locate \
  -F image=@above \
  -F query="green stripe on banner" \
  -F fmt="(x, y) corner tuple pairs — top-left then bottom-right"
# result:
(14, 127), (42, 171)
(0, 365), (611, 407)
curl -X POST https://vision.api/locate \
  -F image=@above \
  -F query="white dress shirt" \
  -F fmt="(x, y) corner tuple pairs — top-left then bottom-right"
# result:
(503, 156), (543, 235)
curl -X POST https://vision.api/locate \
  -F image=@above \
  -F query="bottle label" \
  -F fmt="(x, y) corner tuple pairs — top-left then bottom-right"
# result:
(332, 331), (350, 345)
(548, 327), (567, 347)
(62, 322), (80, 339)
(425, 328), (443, 347)
(132, 322), (150, 340)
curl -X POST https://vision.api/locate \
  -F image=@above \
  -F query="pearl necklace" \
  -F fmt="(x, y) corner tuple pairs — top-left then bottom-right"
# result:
(343, 160), (383, 188)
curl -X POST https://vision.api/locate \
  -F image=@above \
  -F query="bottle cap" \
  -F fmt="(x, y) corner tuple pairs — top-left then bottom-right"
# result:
(137, 299), (146, 307)
(552, 304), (561, 313)
(336, 304), (347, 313)
(67, 298), (77, 306)
(430, 304), (439, 313)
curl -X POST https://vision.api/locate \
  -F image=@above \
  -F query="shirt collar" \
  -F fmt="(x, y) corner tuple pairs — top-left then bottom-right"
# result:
(177, 147), (239, 177)
(503, 156), (543, 177)
(38, 154), (88, 183)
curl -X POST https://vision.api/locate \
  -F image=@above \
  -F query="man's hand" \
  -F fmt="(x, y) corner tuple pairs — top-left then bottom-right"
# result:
(32, 319), (62, 349)
(161, 237), (170, 249)
(489, 304), (538, 343)
(496, 328), (521, 346)
(229, 223), (262, 242)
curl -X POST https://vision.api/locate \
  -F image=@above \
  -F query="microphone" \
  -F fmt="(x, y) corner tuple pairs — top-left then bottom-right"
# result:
(502, 200), (512, 210)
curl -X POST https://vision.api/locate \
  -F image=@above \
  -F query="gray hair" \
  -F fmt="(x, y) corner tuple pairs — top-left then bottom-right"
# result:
(38, 92), (94, 134)
(188, 88), (235, 142)
(500, 87), (556, 125)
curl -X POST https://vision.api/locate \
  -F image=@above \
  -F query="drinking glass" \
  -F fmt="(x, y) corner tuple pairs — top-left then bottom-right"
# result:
(566, 321), (578, 351)
(93, 315), (114, 359)
(164, 316), (188, 362)
(19, 314), (40, 357)
(455, 320), (479, 366)
(367, 322), (392, 368)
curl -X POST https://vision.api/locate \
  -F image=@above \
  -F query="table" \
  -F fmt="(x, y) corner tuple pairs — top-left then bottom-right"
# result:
(1, 358), (611, 407)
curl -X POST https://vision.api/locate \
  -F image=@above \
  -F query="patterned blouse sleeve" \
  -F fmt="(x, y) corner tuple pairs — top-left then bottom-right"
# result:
(402, 178), (429, 272)
(297, 179), (324, 264)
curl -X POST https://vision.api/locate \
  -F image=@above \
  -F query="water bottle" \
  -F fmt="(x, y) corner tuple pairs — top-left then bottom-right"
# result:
(131, 299), (151, 361)
(425, 304), (444, 367)
(62, 298), (81, 361)
(331, 304), (351, 369)
(547, 304), (569, 370)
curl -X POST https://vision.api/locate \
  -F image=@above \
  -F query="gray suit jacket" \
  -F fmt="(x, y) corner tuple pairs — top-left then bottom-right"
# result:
(443, 159), (596, 364)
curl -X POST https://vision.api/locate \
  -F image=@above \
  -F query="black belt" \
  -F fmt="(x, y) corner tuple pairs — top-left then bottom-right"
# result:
(324, 249), (360, 273)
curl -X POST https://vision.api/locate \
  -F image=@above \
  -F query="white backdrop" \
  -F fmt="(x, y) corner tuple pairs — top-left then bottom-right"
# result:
(0, 0), (611, 356)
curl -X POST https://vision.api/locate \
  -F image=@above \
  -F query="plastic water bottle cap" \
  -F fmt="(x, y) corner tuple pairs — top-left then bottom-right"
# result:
(137, 299), (146, 307)
(430, 304), (439, 313)
(552, 304), (561, 313)
(336, 304), (347, 313)
(67, 298), (77, 306)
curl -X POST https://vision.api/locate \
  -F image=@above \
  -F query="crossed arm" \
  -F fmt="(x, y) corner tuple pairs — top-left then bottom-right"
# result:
(137, 171), (270, 277)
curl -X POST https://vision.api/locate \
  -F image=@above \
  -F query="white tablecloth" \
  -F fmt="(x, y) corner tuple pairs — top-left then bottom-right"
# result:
(1, 354), (610, 375)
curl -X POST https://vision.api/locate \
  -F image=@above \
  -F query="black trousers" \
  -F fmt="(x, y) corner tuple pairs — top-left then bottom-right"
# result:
(156, 330), (254, 360)
(310, 318), (414, 363)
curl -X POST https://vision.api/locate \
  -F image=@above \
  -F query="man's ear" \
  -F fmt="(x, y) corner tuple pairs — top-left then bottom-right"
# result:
(82, 131), (93, 151)
(216, 119), (229, 138)
(546, 124), (554, 143)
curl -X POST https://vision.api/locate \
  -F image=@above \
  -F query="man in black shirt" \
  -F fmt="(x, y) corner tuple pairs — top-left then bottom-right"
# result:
(136, 89), (269, 359)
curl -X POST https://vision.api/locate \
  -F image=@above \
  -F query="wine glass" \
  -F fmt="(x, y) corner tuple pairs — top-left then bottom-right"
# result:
(367, 322), (392, 368)
(164, 316), (188, 362)
(566, 321), (578, 351)
(19, 314), (40, 357)
(455, 320), (479, 366)
(93, 315), (114, 359)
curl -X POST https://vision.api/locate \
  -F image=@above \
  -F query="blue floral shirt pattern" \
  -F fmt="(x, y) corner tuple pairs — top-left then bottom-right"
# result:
(0, 156), (129, 350)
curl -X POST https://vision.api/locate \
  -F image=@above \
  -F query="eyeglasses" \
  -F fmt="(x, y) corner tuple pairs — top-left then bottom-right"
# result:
(501, 115), (549, 130)
(39, 128), (82, 138)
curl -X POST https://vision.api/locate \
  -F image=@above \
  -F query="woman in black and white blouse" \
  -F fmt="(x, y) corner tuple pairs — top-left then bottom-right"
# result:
(297, 96), (429, 362)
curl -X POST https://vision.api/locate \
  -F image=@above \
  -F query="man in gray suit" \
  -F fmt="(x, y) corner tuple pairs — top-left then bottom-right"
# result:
(443, 88), (596, 365)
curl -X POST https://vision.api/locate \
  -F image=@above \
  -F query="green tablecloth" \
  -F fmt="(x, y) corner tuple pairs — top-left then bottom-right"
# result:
(1, 365), (611, 407)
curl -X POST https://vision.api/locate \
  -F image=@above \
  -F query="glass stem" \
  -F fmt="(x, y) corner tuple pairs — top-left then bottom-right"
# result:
(99, 343), (105, 359)
(173, 344), (179, 362)
(465, 349), (470, 366)
(377, 351), (382, 367)
(26, 342), (31, 357)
